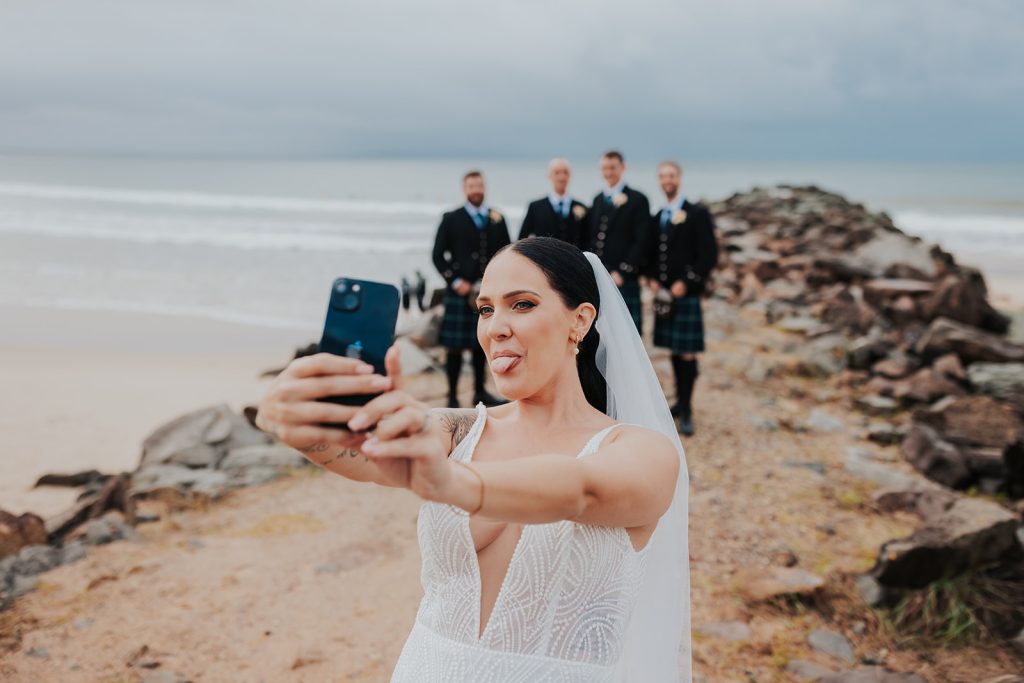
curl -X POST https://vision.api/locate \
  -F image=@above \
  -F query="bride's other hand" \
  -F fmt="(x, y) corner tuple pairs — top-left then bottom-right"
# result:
(348, 345), (455, 500)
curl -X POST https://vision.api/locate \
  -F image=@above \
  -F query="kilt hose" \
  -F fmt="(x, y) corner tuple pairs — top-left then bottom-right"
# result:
(653, 294), (705, 354)
(439, 289), (479, 349)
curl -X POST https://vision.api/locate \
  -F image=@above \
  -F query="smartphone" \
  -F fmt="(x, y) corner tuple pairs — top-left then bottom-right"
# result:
(318, 277), (401, 415)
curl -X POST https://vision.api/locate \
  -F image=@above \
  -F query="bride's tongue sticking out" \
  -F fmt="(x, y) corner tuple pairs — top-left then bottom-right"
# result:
(490, 354), (522, 375)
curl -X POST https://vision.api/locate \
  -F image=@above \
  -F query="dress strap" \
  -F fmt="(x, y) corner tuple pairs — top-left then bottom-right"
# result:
(576, 422), (632, 459)
(449, 402), (488, 463)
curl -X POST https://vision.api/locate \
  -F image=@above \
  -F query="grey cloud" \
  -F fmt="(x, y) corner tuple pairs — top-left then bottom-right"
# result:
(0, 0), (1021, 159)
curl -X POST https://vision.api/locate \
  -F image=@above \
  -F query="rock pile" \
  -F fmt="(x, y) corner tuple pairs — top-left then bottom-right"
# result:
(709, 185), (1024, 637)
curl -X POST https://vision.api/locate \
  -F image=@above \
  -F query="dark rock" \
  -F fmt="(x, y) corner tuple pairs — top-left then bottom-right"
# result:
(866, 422), (907, 446)
(912, 395), (1022, 449)
(872, 487), (956, 520)
(807, 628), (856, 663)
(871, 355), (918, 380)
(892, 367), (964, 404)
(900, 424), (971, 489)
(0, 510), (47, 561)
(847, 336), (890, 371)
(921, 273), (1011, 334)
(33, 470), (107, 488)
(871, 496), (1021, 588)
(915, 317), (1024, 365)
(932, 353), (966, 381)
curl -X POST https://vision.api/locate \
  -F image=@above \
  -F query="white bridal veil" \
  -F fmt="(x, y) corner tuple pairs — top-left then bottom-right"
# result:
(584, 252), (692, 682)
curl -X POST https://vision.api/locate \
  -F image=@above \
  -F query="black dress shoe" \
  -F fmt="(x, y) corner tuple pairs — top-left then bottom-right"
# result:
(473, 390), (507, 407)
(677, 414), (695, 436)
(670, 402), (683, 418)
(447, 395), (460, 409)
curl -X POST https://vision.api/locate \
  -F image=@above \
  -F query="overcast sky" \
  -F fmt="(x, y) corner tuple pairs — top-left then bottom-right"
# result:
(1, 1), (1022, 161)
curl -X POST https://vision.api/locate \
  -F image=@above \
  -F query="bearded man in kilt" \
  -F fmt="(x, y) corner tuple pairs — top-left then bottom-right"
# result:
(647, 161), (718, 436)
(431, 170), (511, 408)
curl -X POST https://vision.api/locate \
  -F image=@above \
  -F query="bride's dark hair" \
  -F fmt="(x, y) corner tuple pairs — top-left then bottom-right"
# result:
(496, 236), (608, 414)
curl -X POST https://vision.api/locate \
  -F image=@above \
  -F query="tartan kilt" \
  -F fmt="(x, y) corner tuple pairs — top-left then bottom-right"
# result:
(439, 288), (479, 349)
(618, 279), (642, 333)
(653, 295), (705, 354)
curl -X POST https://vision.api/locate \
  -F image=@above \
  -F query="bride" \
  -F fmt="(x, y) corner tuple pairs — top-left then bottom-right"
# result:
(256, 236), (691, 681)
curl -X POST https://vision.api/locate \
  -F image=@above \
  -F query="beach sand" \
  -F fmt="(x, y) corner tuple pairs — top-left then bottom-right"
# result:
(3, 299), (1022, 681)
(0, 305), (311, 518)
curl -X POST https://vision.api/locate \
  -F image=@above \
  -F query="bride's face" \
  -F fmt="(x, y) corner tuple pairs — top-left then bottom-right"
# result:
(475, 251), (591, 400)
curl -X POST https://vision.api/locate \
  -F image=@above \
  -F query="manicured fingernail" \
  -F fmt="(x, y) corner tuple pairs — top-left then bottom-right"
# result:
(357, 364), (374, 374)
(363, 436), (379, 451)
(371, 376), (391, 389)
(349, 414), (368, 430)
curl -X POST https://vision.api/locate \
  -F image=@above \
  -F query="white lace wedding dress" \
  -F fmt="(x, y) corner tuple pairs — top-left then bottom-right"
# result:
(391, 403), (650, 682)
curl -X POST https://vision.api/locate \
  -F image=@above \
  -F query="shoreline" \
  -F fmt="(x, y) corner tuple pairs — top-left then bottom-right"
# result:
(0, 305), (313, 518)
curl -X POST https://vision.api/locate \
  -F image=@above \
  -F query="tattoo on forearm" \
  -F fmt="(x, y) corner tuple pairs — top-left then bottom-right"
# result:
(299, 443), (330, 454)
(438, 411), (477, 450)
(312, 448), (367, 467)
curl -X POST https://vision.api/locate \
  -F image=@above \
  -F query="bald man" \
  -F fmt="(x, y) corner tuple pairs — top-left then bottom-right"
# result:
(517, 158), (588, 247)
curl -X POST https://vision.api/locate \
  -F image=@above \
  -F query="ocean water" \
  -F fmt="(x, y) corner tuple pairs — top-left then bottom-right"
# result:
(0, 155), (1021, 337)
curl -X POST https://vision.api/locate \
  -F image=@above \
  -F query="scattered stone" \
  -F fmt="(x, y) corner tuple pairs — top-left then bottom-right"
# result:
(871, 495), (1020, 587)
(843, 449), (923, 490)
(855, 574), (885, 607)
(786, 659), (836, 681)
(747, 414), (781, 431)
(695, 621), (752, 642)
(26, 646), (49, 659)
(921, 273), (1011, 334)
(968, 362), (1024, 412)
(807, 628), (855, 663)
(855, 395), (899, 416)
(735, 566), (824, 602)
(900, 424), (971, 489)
(795, 334), (849, 377)
(893, 367), (964, 404)
(871, 355), (917, 380)
(820, 668), (926, 683)
(866, 422), (907, 446)
(132, 465), (229, 498)
(11, 544), (61, 576)
(805, 410), (845, 434)
(140, 404), (272, 470)
(10, 574), (38, 598)
(84, 512), (136, 546)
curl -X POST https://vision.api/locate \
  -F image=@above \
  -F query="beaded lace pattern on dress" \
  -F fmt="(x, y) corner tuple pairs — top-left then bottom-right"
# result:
(390, 403), (650, 682)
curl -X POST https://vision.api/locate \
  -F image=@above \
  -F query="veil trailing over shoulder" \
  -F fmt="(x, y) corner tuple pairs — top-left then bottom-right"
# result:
(584, 252), (692, 682)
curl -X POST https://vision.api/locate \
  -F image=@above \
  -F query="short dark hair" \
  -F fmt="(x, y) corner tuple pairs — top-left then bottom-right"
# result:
(602, 150), (624, 164)
(463, 170), (484, 183)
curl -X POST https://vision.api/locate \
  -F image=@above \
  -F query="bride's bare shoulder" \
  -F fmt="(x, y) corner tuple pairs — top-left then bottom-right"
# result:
(427, 407), (480, 451)
(605, 424), (676, 452)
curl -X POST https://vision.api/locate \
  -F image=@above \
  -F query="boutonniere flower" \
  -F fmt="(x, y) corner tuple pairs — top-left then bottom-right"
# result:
(571, 204), (586, 220)
(671, 209), (687, 225)
(489, 209), (503, 223)
(612, 193), (628, 208)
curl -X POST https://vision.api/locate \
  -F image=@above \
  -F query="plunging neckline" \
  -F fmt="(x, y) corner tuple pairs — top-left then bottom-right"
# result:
(459, 404), (623, 642)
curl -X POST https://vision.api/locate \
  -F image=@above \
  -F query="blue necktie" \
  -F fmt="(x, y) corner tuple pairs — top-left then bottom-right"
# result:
(474, 212), (486, 229)
(558, 200), (566, 218)
(661, 208), (671, 229)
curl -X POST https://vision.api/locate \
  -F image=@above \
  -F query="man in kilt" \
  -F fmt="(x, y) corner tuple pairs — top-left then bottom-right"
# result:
(583, 150), (650, 333)
(646, 161), (718, 436)
(431, 170), (511, 408)
(518, 158), (588, 247)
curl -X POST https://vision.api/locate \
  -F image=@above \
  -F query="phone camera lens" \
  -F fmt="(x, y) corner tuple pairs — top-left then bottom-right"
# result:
(342, 293), (360, 310)
(335, 281), (348, 293)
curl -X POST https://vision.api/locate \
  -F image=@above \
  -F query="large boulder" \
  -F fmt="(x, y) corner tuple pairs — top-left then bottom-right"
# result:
(870, 496), (1021, 588)
(140, 404), (272, 470)
(850, 232), (937, 279)
(892, 367), (964, 405)
(0, 510), (47, 561)
(915, 318), (1024, 365)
